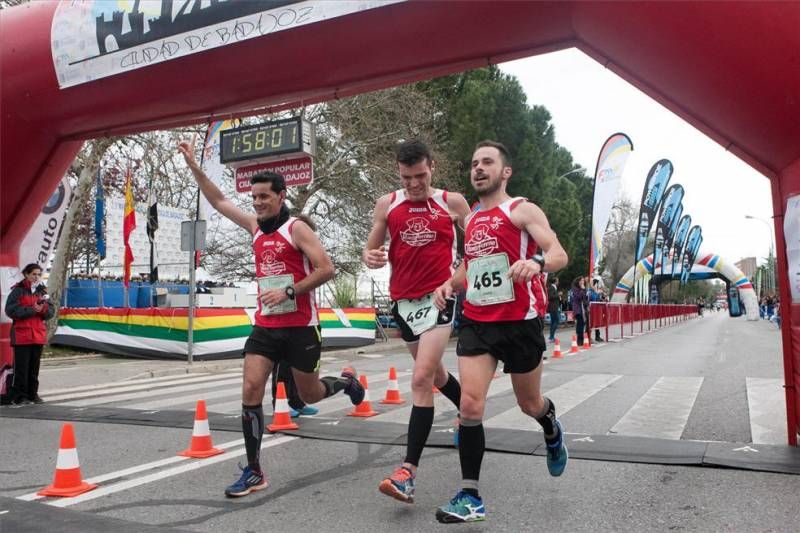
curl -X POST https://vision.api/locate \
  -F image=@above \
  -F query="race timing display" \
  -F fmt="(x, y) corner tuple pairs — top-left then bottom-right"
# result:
(219, 116), (315, 165)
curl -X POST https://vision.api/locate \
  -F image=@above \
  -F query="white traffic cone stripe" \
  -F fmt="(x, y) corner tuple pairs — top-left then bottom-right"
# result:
(56, 448), (80, 469)
(192, 418), (210, 436)
(389, 379), (399, 390)
(275, 398), (290, 412)
(363, 388), (371, 402)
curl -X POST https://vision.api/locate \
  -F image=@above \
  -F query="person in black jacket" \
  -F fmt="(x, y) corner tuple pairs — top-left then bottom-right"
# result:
(3, 263), (54, 405)
(546, 276), (560, 343)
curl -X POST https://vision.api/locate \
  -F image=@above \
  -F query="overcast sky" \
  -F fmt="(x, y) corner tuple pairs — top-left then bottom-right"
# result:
(500, 48), (775, 265)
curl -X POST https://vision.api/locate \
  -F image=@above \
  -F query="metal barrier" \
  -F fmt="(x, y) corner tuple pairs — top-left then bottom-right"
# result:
(589, 303), (697, 342)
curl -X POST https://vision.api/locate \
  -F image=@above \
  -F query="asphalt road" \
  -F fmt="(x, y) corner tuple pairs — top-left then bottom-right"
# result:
(1, 311), (795, 532)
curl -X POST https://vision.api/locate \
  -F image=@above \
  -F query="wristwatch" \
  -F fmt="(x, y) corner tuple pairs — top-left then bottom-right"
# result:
(531, 254), (546, 272)
(284, 286), (296, 300)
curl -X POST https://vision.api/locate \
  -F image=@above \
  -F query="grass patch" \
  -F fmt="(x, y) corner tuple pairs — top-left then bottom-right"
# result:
(42, 344), (100, 359)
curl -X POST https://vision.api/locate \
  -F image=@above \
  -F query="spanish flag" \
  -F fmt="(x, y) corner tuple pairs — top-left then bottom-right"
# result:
(123, 167), (136, 288)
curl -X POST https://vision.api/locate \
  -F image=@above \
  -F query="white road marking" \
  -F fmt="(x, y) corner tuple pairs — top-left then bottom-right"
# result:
(44, 372), (241, 403)
(41, 372), (213, 396)
(746, 377), (787, 445)
(17, 438), (246, 502)
(60, 377), (243, 407)
(485, 373), (621, 430)
(609, 376), (703, 439)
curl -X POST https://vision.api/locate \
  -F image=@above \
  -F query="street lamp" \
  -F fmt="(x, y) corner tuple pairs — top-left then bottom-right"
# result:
(744, 214), (775, 293)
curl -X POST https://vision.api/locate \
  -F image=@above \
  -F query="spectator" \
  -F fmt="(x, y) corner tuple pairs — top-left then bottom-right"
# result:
(547, 276), (561, 343)
(3, 263), (54, 405)
(570, 276), (588, 347)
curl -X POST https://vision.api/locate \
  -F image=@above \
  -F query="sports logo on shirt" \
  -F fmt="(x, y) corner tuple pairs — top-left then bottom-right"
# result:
(400, 217), (436, 247)
(465, 224), (498, 257)
(259, 250), (286, 276)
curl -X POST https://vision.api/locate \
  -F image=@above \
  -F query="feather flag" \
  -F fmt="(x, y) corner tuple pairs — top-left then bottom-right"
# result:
(590, 133), (633, 279)
(94, 169), (106, 260)
(123, 168), (136, 288)
(146, 177), (159, 282)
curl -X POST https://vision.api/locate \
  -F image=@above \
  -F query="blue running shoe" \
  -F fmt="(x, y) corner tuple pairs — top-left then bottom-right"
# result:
(224, 464), (268, 498)
(378, 466), (415, 503)
(341, 367), (365, 405)
(297, 405), (319, 416)
(289, 407), (300, 418)
(435, 490), (486, 523)
(546, 419), (568, 477)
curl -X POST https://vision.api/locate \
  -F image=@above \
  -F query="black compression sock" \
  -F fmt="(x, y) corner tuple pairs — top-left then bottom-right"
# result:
(404, 405), (434, 466)
(463, 488), (480, 499)
(458, 420), (485, 482)
(241, 404), (264, 471)
(320, 375), (348, 398)
(535, 397), (557, 439)
(437, 373), (462, 410)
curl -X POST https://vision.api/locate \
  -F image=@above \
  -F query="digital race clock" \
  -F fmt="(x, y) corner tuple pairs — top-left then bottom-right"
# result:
(219, 116), (316, 166)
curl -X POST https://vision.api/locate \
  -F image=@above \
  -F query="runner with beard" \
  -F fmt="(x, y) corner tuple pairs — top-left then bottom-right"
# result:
(178, 137), (364, 498)
(432, 140), (569, 523)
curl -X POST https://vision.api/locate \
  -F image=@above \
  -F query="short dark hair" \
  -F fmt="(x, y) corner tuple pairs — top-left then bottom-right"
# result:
(396, 140), (432, 167)
(22, 263), (42, 275)
(251, 171), (286, 193)
(475, 140), (512, 167)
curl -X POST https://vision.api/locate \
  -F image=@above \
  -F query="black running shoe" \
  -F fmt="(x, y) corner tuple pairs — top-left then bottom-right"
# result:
(341, 367), (365, 405)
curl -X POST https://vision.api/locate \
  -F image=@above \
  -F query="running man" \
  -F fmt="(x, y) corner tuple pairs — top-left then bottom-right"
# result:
(433, 140), (569, 523)
(364, 140), (471, 503)
(178, 138), (364, 498)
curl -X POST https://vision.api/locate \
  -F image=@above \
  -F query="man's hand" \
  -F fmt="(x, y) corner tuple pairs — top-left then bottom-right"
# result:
(507, 259), (540, 284)
(433, 281), (454, 310)
(259, 288), (288, 307)
(363, 245), (388, 269)
(177, 133), (199, 165)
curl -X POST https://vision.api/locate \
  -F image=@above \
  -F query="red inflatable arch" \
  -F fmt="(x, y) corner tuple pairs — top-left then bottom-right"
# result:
(2, 1), (799, 443)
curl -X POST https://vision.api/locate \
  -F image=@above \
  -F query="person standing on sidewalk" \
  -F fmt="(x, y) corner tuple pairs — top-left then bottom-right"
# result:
(4, 263), (54, 405)
(364, 139), (471, 504)
(179, 138), (364, 498)
(571, 276), (589, 347)
(546, 276), (561, 343)
(433, 140), (569, 523)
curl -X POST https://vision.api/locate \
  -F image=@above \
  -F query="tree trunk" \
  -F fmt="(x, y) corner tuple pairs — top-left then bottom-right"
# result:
(47, 139), (113, 340)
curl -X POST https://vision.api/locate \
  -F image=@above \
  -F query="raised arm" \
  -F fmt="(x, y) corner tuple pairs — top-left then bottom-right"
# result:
(362, 194), (391, 269)
(178, 137), (255, 234)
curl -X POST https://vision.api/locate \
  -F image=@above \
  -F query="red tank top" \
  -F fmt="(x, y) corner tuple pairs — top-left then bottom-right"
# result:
(252, 217), (318, 328)
(462, 198), (539, 322)
(387, 189), (456, 300)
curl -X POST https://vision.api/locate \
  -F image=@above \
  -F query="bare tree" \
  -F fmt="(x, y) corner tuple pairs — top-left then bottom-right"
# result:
(599, 196), (638, 288)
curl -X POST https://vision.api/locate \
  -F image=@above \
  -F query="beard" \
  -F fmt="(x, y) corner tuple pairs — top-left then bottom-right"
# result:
(475, 176), (502, 198)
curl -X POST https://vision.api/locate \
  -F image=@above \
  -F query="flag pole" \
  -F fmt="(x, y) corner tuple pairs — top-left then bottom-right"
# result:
(187, 126), (211, 365)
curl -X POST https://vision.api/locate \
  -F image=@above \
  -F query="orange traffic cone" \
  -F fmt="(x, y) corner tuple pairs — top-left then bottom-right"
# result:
(552, 339), (563, 359)
(179, 400), (224, 457)
(38, 423), (97, 497)
(569, 335), (580, 355)
(380, 367), (405, 405)
(348, 375), (378, 417)
(267, 382), (300, 432)
(583, 336), (591, 350)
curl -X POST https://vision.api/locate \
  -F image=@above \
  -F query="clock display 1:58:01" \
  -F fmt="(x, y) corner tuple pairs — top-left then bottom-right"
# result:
(221, 121), (301, 163)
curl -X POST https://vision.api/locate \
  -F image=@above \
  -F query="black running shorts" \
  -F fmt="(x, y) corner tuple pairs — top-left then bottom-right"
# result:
(391, 296), (456, 343)
(456, 317), (546, 374)
(243, 325), (322, 373)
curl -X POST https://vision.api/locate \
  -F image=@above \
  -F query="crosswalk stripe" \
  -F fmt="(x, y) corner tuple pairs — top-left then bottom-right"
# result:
(128, 385), (244, 411)
(609, 376), (703, 439)
(485, 373), (622, 430)
(41, 372), (213, 396)
(369, 373), (519, 424)
(746, 377), (787, 445)
(44, 371), (241, 403)
(59, 377), (243, 407)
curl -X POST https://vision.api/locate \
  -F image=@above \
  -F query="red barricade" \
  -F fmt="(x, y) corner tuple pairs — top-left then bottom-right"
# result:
(589, 302), (699, 341)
